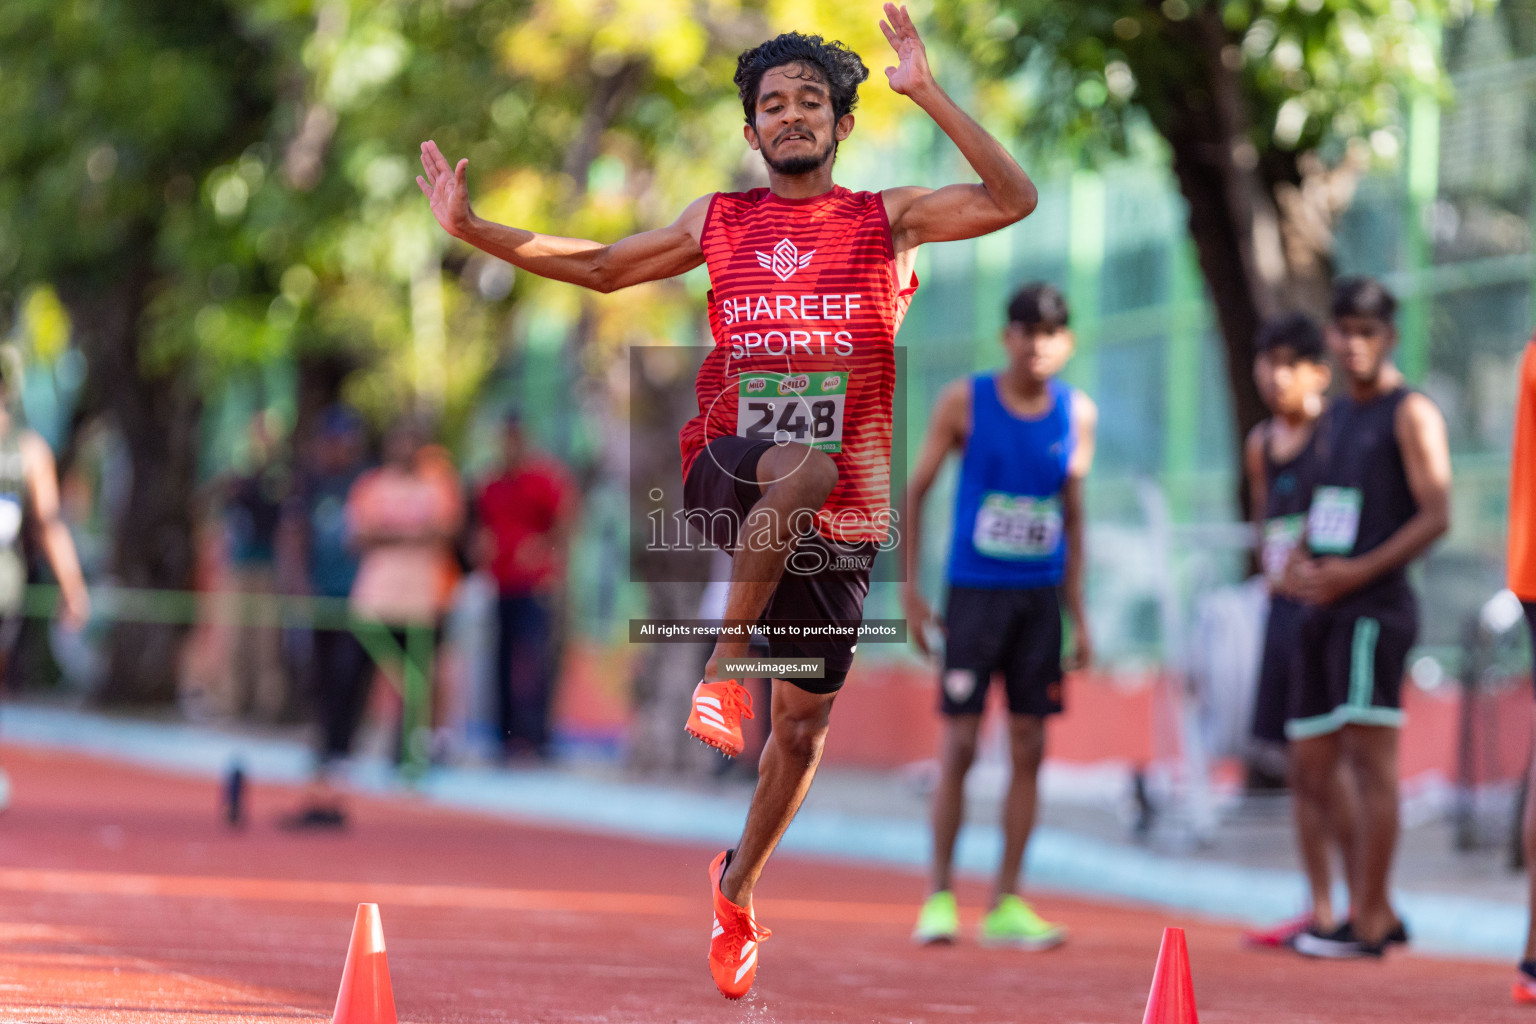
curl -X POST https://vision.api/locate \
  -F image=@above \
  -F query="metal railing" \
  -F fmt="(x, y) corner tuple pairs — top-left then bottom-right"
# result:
(16, 583), (438, 779)
(1454, 588), (1532, 862)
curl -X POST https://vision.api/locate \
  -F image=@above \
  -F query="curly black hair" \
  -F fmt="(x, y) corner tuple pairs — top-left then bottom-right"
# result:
(734, 32), (869, 127)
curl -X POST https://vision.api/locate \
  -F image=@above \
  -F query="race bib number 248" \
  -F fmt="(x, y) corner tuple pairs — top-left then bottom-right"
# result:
(737, 372), (848, 453)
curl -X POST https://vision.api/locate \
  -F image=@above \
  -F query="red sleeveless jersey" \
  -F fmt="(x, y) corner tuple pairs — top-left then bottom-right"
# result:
(678, 186), (917, 543)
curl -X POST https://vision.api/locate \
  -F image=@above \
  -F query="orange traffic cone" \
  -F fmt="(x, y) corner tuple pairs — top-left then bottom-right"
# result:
(331, 903), (398, 1024)
(1141, 926), (1198, 1024)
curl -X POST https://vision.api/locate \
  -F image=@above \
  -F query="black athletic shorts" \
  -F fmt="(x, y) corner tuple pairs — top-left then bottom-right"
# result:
(682, 435), (875, 694)
(1251, 596), (1306, 746)
(940, 585), (1064, 717)
(1285, 587), (1417, 740)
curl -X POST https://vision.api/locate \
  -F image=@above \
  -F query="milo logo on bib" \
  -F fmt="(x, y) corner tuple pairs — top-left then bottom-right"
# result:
(777, 374), (810, 395)
(973, 492), (1062, 560)
(738, 371), (849, 453)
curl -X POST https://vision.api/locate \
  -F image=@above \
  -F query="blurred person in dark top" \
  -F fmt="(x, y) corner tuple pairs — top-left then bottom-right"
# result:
(1238, 313), (1354, 950)
(276, 407), (370, 828)
(477, 412), (577, 761)
(219, 412), (291, 721)
(1287, 278), (1450, 960)
(0, 349), (89, 812)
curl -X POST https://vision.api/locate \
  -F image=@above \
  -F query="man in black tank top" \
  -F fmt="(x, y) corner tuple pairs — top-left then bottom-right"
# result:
(1284, 278), (1452, 959)
(1239, 313), (1359, 951)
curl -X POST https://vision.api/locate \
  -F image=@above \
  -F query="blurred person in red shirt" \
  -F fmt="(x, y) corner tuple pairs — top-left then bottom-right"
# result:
(477, 412), (577, 761)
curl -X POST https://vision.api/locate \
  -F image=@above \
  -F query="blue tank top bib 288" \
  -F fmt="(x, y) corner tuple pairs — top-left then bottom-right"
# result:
(946, 375), (1076, 589)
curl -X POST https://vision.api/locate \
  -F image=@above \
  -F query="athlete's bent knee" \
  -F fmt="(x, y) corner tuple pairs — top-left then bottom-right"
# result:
(775, 721), (828, 766)
(774, 706), (832, 766)
(792, 448), (838, 505)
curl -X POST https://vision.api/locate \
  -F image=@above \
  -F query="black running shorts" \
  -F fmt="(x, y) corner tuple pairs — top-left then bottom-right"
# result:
(1251, 596), (1306, 746)
(1285, 588), (1417, 740)
(940, 585), (1064, 717)
(682, 435), (875, 694)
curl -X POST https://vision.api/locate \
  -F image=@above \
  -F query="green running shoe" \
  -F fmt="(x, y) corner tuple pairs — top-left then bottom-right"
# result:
(912, 890), (959, 945)
(978, 895), (1066, 950)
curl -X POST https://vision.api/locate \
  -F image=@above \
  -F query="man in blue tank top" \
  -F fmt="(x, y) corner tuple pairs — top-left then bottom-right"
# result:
(1285, 278), (1451, 959)
(902, 283), (1097, 948)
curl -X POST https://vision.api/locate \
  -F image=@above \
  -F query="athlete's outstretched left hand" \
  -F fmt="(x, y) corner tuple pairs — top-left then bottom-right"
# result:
(880, 3), (934, 97)
(417, 140), (474, 240)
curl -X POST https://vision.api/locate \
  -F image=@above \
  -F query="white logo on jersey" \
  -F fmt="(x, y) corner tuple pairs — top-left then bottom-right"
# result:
(756, 238), (814, 282)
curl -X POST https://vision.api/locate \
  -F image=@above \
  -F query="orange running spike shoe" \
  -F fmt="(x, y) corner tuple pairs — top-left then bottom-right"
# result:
(708, 850), (771, 1000)
(686, 680), (753, 758)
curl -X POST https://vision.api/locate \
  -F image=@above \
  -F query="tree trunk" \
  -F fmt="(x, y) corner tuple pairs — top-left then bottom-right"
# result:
(292, 351), (360, 451)
(1155, 8), (1281, 479)
(98, 380), (201, 706)
(1149, 8), (1337, 499)
(60, 247), (201, 706)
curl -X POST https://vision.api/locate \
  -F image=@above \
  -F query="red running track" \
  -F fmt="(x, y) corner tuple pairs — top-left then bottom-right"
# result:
(0, 743), (1526, 1023)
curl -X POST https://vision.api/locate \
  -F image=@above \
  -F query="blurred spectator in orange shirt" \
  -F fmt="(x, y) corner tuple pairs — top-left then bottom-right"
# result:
(346, 419), (464, 761)
(477, 412), (576, 761)
(1508, 337), (1536, 994)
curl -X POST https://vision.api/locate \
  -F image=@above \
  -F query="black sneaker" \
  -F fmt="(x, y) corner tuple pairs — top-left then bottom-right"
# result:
(1292, 921), (1386, 959)
(277, 804), (347, 830)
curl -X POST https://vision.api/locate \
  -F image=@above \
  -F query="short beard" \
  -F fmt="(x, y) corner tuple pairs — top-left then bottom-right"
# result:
(760, 135), (837, 176)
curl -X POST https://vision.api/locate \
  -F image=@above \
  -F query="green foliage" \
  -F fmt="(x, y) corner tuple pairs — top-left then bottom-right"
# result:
(939, 0), (1474, 165)
(0, 0), (925, 447)
(0, 0), (276, 285)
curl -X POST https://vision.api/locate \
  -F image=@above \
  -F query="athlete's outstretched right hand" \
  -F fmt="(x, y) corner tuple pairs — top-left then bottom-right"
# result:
(417, 140), (474, 239)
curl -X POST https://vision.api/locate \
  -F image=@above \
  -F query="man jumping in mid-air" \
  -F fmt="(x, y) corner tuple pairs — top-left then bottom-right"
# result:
(417, 4), (1036, 998)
